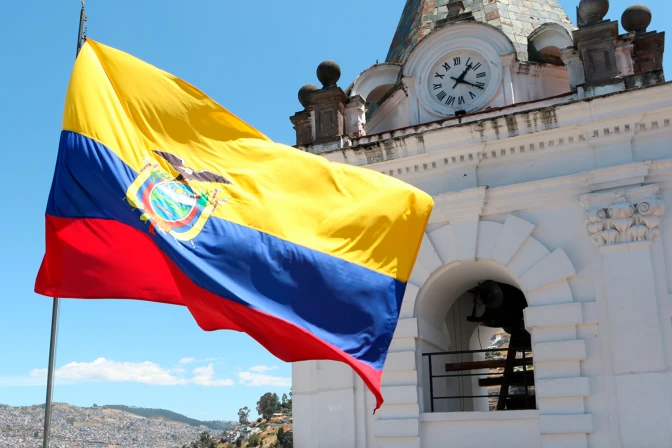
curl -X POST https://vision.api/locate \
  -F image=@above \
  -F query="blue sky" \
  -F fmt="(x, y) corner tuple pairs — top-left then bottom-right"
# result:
(0, 0), (669, 422)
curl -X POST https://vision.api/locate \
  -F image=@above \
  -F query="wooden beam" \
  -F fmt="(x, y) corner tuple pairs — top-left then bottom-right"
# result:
(444, 357), (533, 373)
(497, 343), (519, 410)
(478, 371), (535, 387)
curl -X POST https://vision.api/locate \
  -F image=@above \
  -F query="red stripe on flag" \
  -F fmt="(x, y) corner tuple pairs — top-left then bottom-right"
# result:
(35, 215), (385, 409)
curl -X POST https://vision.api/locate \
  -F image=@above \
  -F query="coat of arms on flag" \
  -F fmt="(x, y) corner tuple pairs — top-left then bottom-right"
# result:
(126, 150), (231, 242)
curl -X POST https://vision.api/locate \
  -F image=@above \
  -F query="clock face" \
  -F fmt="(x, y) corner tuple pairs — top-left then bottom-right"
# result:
(427, 51), (492, 113)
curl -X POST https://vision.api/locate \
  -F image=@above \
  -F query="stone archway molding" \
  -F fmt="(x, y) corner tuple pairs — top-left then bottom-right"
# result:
(410, 215), (576, 312)
(375, 215), (594, 448)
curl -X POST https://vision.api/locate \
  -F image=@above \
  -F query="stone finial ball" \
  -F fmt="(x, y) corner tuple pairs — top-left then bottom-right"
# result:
(622, 4), (652, 33)
(317, 60), (341, 88)
(298, 84), (318, 109)
(578, 0), (610, 24)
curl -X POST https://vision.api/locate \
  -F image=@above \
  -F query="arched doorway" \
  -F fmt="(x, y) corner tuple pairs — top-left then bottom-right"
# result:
(414, 260), (535, 413)
(362, 216), (585, 446)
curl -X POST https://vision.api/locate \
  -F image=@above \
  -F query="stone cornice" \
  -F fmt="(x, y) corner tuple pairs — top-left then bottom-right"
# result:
(428, 160), (672, 223)
(371, 110), (670, 178)
(305, 82), (672, 169)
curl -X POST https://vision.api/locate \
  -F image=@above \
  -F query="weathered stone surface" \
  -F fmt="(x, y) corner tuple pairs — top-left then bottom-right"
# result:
(386, 0), (574, 63)
(289, 110), (313, 146)
(310, 87), (348, 145)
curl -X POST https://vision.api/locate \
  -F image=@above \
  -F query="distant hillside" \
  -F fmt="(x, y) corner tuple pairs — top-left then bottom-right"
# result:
(0, 403), (215, 448)
(102, 405), (235, 430)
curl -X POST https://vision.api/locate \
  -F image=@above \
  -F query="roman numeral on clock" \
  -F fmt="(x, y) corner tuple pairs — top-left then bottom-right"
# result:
(472, 62), (482, 70)
(453, 57), (461, 66)
(469, 91), (476, 99)
(442, 62), (451, 71)
(475, 82), (485, 89)
(436, 91), (447, 101)
(435, 72), (445, 79)
(446, 95), (456, 106)
(476, 72), (486, 78)
(433, 83), (443, 90)
(458, 96), (465, 105)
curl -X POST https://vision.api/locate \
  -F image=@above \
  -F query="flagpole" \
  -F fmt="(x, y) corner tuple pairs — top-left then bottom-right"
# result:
(42, 3), (87, 447)
(42, 298), (60, 448)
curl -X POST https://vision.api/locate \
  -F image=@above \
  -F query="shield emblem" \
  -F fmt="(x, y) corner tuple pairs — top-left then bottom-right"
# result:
(126, 150), (230, 242)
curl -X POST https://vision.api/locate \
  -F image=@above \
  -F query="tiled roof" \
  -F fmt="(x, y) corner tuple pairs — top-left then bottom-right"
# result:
(386, 0), (575, 64)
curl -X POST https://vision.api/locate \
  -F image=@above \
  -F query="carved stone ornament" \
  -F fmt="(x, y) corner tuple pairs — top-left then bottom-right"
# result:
(583, 194), (665, 246)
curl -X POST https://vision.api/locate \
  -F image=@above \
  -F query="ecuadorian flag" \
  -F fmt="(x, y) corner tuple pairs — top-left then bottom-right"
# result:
(35, 40), (433, 409)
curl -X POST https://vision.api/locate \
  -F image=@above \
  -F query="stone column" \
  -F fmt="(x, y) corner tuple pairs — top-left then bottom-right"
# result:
(345, 95), (366, 138)
(614, 37), (635, 77)
(500, 53), (516, 106)
(292, 361), (359, 448)
(560, 47), (587, 98)
(621, 5), (665, 77)
(631, 32), (665, 75)
(581, 185), (671, 448)
(573, 20), (620, 86)
(290, 84), (318, 147)
(311, 87), (348, 145)
(290, 110), (314, 147)
(402, 76), (420, 126)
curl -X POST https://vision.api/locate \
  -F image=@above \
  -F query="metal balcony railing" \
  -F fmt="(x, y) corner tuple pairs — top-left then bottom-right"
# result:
(422, 347), (535, 413)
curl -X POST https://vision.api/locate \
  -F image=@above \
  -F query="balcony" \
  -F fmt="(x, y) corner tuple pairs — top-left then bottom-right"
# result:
(423, 345), (535, 413)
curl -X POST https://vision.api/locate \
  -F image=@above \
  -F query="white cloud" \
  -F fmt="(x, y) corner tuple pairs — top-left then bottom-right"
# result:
(30, 358), (187, 386)
(178, 357), (196, 364)
(192, 364), (234, 387)
(178, 357), (220, 364)
(19, 358), (234, 388)
(238, 371), (291, 387)
(248, 365), (278, 373)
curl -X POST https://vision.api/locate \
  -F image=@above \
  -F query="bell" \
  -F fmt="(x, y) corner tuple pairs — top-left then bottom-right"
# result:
(477, 280), (504, 309)
(466, 281), (527, 331)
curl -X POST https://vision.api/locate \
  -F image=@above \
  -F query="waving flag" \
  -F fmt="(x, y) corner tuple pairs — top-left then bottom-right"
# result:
(35, 39), (433, 409)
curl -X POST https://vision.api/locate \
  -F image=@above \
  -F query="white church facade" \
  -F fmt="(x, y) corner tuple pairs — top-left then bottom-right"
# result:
(290, 1), (671, 447)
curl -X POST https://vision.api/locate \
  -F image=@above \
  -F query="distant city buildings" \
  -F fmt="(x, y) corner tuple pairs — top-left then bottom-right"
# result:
(240, 426), (261, 442)
(0, 403), (215, 448)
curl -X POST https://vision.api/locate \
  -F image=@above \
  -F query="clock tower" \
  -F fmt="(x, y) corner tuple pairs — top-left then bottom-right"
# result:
(290, 0), (581, 140)
(290, 1), (670, 446)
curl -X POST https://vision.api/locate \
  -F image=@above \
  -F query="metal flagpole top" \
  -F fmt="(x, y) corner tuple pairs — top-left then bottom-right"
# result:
(76, 1), (88, 56)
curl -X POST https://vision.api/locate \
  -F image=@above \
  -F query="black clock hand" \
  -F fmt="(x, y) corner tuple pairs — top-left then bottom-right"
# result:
(457, 79), (485, 90)
(450, 76), (484, 90)
(452, 63), (473, 89)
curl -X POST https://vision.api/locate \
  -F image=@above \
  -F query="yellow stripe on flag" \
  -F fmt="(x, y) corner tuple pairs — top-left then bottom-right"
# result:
(62, 40), (433, 282)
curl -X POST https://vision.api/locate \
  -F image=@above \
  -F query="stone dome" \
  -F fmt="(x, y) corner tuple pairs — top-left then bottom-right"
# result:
(317, 60), (341, 88)
(298, 84), (318, 109)
(578, 0), (609, 25)
(622, 4), (652, 33)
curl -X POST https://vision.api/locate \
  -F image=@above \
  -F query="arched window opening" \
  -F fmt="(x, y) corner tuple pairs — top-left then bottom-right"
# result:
(528, 23), (574, 66)
(422, 280), (535, 413)
(529, 43), (564, 65)
(364, 84), (395, 121)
